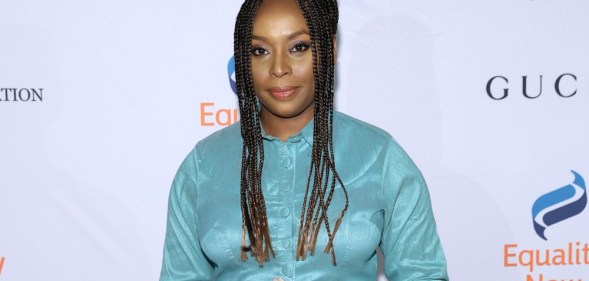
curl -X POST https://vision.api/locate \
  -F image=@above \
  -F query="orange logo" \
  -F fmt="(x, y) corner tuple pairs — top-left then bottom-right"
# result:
(0, 256), (5, 275)
(503, 242), (589, 280)
(200, 102), (239, 126)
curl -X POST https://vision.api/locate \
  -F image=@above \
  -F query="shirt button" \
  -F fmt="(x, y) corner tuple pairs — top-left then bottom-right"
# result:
(281, 158), (291, 168)
(282, 239), (291, 249)
(283, 265), (293, 276)
(280, 207), (290, 217)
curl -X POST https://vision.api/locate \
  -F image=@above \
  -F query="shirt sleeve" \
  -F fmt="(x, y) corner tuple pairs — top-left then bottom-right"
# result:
(380, 140), (449, 280)
(160, 148), (214, 281)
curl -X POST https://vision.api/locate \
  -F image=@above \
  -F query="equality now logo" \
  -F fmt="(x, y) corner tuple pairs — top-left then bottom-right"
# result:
(532, 171), (587, 240)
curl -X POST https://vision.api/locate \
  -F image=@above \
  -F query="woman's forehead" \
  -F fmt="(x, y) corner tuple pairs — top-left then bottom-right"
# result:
(253, 0), (308, 36)
(255, 0), (303, 20)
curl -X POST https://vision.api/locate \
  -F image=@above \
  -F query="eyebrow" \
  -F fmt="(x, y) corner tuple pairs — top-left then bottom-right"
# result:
(252, 29), (310, 41)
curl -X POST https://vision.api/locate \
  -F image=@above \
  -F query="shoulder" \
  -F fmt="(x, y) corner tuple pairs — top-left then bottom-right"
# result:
(193, 121), (243, 160)
(332, 112), (416, 172)
(333, 111), (398, 149)
(177, 122), (242, 181)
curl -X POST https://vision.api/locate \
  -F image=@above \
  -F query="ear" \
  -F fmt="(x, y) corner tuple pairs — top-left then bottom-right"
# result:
(332, 36), (337, 64)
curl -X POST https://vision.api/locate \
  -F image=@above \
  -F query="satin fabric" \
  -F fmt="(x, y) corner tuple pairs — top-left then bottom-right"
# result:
(160, 112), (448, 281)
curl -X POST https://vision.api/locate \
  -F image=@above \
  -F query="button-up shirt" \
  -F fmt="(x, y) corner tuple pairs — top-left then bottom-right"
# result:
(160, 112), (448, 280)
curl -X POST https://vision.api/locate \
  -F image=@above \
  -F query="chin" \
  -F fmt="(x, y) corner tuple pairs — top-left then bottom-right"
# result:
(269, 109), (306, 119)
(263, 104), (314, 120)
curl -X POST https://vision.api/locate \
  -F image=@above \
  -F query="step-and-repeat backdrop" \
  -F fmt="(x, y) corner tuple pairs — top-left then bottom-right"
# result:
(1, 0), (588, 280)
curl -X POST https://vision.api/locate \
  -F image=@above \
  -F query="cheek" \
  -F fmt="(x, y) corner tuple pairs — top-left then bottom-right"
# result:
(293, 59), (315, 89)
(251, 62), (267, 93)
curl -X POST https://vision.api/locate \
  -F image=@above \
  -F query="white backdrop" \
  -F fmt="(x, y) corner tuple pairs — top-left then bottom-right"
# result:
(1, 0), (588, 280)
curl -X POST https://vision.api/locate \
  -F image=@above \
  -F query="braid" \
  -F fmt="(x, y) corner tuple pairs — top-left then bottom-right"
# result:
(234, 0), (346, 267)
(294, 0), (347, 266)
(234, 0), (274, 266)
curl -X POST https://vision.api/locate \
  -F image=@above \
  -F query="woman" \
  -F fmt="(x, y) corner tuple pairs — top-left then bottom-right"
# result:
(160, 0), (448, 280)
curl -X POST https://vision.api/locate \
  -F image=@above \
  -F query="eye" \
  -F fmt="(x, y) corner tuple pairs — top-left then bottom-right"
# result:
(251, 47), (269, 56)
(290, 42), (310, 53)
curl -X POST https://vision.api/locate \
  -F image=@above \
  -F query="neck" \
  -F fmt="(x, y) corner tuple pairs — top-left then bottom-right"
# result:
(259, 107), (314, 142)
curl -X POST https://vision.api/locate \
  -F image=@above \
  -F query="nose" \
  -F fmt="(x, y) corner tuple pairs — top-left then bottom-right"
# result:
(270, 51), (291, 78)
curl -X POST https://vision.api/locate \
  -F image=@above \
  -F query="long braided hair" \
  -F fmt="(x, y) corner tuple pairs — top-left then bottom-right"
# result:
(233, 0), (347, 266)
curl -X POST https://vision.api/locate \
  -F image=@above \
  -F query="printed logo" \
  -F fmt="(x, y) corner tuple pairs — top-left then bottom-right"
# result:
(228, 56), (237, 95)
(532, 170), (587, 240)
(503, 170), (588, 281)
(0, 256), (4, 275)
(199, 56), (240, 126)
(486, 73), (577, 100)
(0, 88), (43, 102)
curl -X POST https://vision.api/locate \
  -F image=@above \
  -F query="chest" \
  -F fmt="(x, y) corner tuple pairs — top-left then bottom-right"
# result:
(195, 154), (385, 272)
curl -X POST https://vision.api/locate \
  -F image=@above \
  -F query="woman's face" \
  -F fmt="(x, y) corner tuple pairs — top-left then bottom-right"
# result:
(251, 0), (315, 123)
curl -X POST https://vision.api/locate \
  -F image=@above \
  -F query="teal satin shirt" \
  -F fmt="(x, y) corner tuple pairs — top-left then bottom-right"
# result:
(160, 112), (448, 280)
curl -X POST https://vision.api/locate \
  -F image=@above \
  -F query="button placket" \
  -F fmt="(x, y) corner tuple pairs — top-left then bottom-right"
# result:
(275, 142), (297, 280)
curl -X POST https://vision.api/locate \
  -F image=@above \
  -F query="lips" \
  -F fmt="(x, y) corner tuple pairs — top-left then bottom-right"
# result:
(268, 86), (298, 100)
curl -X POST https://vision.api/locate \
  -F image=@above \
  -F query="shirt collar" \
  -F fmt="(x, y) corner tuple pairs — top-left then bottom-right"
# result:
(260, 119), (314, 145)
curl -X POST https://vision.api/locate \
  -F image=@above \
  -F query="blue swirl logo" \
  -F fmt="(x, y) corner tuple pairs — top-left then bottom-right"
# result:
(228, 56), (237, 95)
(532, 170), (587, 240)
